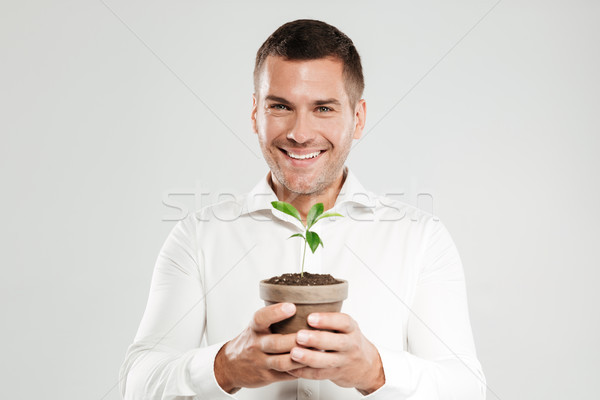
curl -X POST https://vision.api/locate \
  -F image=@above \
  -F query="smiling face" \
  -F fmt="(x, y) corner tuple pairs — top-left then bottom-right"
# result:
(252, 56), (366, 197)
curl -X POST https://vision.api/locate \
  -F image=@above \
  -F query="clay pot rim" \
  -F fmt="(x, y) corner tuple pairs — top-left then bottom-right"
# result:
(259, 279), (348, 304)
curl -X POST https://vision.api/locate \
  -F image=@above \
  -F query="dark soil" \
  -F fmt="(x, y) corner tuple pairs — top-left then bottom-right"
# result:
(265, 272), (342, 286)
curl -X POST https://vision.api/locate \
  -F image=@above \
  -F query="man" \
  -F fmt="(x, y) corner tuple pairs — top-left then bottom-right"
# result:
(119, 19), (486, 399)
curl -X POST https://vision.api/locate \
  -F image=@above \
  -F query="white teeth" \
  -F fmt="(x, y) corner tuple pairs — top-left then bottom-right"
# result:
(287, 150), (321, 160)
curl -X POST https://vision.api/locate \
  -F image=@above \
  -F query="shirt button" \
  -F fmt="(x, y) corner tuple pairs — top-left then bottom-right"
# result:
(303, 388), (312, 398)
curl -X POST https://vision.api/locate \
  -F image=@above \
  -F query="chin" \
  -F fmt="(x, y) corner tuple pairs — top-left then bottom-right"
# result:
(287, 185), (317, 195)
(282, 180), (313, 194)
(284, 175), (327, 195)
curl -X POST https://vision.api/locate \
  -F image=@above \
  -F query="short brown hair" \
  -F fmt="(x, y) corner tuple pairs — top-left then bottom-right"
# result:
(254, 19), (365, 107)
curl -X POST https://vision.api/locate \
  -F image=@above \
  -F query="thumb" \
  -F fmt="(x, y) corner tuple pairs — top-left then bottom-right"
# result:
(251, 303), (296, 332)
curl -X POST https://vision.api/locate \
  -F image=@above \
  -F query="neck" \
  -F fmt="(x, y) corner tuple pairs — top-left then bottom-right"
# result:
(269, 168), (347, 224)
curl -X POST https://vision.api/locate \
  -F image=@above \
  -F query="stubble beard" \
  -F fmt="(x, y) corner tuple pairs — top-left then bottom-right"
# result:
(259, 135), (353, 198)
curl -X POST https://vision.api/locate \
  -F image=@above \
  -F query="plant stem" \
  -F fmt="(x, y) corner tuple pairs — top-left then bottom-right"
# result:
(301, 233), (308, 278)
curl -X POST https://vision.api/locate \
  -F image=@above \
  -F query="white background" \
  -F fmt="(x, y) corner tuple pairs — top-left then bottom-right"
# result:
(1, 1), (598, 399)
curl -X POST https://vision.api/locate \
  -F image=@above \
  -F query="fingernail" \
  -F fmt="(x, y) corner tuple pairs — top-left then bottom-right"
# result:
(307, 314), (319, 325)
(296, 330), (309, 344)
(282, 303), (295, 314)
(291, 348), (304, 360)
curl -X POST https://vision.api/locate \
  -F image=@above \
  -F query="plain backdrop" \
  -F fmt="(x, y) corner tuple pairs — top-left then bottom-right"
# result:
(1, 1), (598, 399)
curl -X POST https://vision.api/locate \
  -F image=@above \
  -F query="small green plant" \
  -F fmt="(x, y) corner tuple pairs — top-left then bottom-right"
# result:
(271, 201), (344, 278)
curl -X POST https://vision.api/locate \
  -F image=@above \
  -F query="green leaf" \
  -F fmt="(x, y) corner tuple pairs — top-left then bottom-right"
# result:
(271, 201), (302, 223)
(288, 233), (305, 240)
(314, 212), (344, 224)
(306, 231), (323, 254)
(306, 203), (324, 228)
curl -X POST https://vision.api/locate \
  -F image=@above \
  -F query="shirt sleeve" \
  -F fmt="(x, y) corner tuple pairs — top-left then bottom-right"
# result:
(118, 215), (237, 400)
(365, 219), (487, 399)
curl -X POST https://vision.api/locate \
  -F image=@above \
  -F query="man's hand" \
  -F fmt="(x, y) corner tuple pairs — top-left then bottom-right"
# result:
(287, 312), (386, 395)
(214, 303), (305, 394)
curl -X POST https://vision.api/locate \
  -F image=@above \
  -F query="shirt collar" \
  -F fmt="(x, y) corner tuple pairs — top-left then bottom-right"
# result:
(242, 166), (376, 217)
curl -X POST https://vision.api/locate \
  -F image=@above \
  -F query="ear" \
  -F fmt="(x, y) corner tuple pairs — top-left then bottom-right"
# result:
(352, 99), (367, 140)
(251, 93), (258, 134)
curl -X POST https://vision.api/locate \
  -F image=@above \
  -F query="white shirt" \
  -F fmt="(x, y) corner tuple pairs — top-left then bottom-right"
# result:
(119, 166), (486, 399)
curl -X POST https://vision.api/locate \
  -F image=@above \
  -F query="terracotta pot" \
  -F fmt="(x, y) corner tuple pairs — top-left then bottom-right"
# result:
(259, 279), (348, 334)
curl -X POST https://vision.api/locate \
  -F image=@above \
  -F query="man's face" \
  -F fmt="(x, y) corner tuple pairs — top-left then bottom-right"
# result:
(252, 56), (366, 196)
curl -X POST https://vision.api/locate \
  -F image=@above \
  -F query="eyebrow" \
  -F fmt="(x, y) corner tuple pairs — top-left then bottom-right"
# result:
(265, 95), (291, 105)
(264, 95), (341, 107)
(314, 98), (341, 106)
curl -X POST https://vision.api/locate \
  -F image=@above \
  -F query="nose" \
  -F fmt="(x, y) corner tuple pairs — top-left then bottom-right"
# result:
(286, 111), (316, 144)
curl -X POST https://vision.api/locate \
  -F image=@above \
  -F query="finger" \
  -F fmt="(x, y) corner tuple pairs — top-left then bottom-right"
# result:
(290, 346), (345, 369)
(307, 312), (357, 333)
(287, 366), (337, 381)
(295, 329), (352, 352)
(264, 353), (306, 372)
(251, 303), (296, 333)
(272, 370), (300, 382)
(260, 333), (297, 353)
